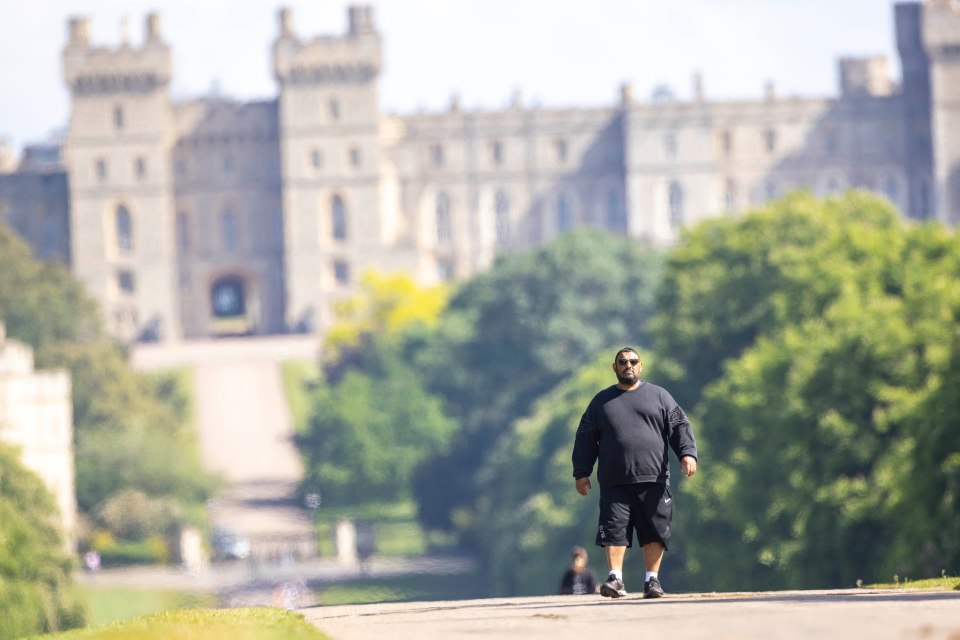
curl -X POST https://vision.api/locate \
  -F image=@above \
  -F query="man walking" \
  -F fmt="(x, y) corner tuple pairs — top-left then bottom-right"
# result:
(572, 347), (698, 599)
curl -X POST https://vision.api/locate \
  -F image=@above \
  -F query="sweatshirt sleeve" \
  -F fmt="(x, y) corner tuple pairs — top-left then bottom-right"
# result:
(666, 398), (698, 462)
(572, 402), (599, 480)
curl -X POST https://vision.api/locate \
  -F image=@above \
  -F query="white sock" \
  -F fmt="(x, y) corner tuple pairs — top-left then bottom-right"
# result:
(645, 571), (658, 582)
(609, 570), (622, 581)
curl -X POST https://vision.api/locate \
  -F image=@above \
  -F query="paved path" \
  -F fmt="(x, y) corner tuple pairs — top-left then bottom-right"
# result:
(301, 588), (960, 640)
(132, 336), (319, 557)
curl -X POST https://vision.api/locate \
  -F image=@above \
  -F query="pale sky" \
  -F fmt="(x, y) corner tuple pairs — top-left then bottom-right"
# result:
(1, 0), (902, 154)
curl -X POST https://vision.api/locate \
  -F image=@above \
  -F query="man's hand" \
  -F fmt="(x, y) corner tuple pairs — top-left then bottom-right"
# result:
(680, 456), (697, 478)
(575, 477), (592, 496)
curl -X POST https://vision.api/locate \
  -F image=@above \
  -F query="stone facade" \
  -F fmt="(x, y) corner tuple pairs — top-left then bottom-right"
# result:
(0, 324), (77, 551)
(0, 1), (958, 342)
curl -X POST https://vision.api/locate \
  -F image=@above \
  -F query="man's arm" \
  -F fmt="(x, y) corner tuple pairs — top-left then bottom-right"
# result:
(572, 406), (599, 494)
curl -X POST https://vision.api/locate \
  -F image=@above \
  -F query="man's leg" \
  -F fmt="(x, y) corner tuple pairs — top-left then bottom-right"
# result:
(605, 544), (626, 575)
(600, 545), (628, 598)
(642, 542), (665, 598)
(642, 542), (663, 573)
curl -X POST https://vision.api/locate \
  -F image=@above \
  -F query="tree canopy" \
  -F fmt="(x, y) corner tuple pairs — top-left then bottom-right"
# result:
(0, 444), (85, 637)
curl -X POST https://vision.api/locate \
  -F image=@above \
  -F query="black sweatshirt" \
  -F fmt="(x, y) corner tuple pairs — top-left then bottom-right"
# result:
(572, 382), (698, 488)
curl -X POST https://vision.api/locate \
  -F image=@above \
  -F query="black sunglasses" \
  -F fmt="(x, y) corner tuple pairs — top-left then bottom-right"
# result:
(617, 358), (640, 366)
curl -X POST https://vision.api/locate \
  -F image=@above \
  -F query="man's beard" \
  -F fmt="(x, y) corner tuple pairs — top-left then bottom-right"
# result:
(617, 370), (639, 385)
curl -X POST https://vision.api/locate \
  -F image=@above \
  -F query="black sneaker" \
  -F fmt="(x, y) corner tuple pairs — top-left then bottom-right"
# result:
(643, 576), (665, 599)
(600, 575), (627, 598)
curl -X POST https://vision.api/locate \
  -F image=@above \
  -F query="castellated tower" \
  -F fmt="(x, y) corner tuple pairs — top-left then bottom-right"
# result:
(923, 0), (960, 223)
(274, 6), (400, 333)
(62, 14), (179, 342)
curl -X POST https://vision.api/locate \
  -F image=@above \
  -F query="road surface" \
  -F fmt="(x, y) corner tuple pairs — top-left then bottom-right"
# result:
(301, 588), (960, 640)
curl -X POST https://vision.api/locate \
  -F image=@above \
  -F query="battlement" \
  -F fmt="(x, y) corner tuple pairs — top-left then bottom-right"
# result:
(62, 14), (170, 96)
(273, 6), (381, 87)
(838, 56), (893, 97)
(923, 0), (960, 56)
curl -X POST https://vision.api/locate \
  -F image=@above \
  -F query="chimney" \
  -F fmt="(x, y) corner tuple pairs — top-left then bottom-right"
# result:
(278, 7), (293, 38)
(145, 13), (162, 42)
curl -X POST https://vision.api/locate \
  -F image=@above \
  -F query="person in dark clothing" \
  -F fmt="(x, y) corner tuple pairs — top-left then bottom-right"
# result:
(572, 347), (698, 599)
(559, 545), (598, 595)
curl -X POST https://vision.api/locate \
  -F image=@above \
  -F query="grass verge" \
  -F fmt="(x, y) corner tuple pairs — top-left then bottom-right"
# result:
(26, 608), (329, 640)
(80, 585), (218, 626)
(865, 576), (960, 590)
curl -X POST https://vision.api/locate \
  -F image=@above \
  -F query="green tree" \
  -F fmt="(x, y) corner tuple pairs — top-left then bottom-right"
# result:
(652, 190), (906, 407)
(0, 444), (85, 638)
(654, 192), (960, 589)
(1, 222), (215, 548)
(298, 270), (454, 506)
(412, 229), (664, 533)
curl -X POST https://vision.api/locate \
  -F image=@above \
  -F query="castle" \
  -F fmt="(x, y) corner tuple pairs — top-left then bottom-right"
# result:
(0, 1), (958, 343)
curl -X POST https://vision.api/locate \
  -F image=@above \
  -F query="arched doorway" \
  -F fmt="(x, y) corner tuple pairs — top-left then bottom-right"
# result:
(210, 275), (255, 336)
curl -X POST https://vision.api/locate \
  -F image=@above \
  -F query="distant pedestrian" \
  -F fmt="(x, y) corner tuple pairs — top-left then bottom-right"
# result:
(559, 545), (598, 595)
(572, 347), (698, 599)
(83, 550), (101, 573)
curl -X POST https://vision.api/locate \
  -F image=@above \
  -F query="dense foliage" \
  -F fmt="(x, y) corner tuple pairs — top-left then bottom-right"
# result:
(297, 192), (959, 594)
(0, 223), (215, 561)
(297, 272), (454, 505)
(655, 192), (960, 589)
(0, 444), (85, 638)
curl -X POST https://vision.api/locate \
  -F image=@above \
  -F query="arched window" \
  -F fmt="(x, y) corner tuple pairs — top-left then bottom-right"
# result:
(221, 209), (239, 252)
(116, 205), (133, 253)
(723, 179), (737, 212)
(331, 195), (347, 241)
(436, 192), (451, 243)
(211, 277), (245, 318)
(606, 189), (626, 233)
(176, 212), (191, 252)
(494, 190), (510, 244)
(556, 193), (572, 232)
(668, 181), (684, 230)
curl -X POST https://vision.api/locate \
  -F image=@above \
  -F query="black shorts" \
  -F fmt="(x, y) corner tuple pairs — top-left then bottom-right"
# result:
(596, 482), (672, 549)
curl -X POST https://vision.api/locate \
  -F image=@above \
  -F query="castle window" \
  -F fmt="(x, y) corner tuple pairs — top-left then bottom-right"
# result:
(221, 209), (239, 252)
(437, 259), (453, 281)
(606, 189), (626, 233)
(330, 98), (341, 121)
(135, 157), (146, 180)
(117, 270), (136, 295)
(333, 260), (350, 286)
(718, 130), (733, 156)
(331, 195), (347, 241)
(430, 144), (444, 167)
(311, 148), (323, 169)
(764, 128), (777, 153)
(668, 181), (684, 230)
(96, 159), (108, 183)
(884, 176), (899, 203)
(116, 205), (133, 254)
(176, 212), (191, 252)
(349, 146), (362, 168)
(41, 215), (60, 256)
(494, 189), (510, 244)
(555, 139), (568, 163)
(765, 180), (779, 200)
(114, 105), (124, 130)
(491, 140), (504, 165)
(723, 179), (738, 212)
(556, 193), (573, 232)
(436, 192), (451, 243)
(664, 133), (677, 159)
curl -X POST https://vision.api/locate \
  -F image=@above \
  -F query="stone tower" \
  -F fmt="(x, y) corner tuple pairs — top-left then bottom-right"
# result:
(896, 2), (935, 219)
(62, 14), (179, 342)
(922, 0), (960, 223)
(273, 6), (389, 333)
